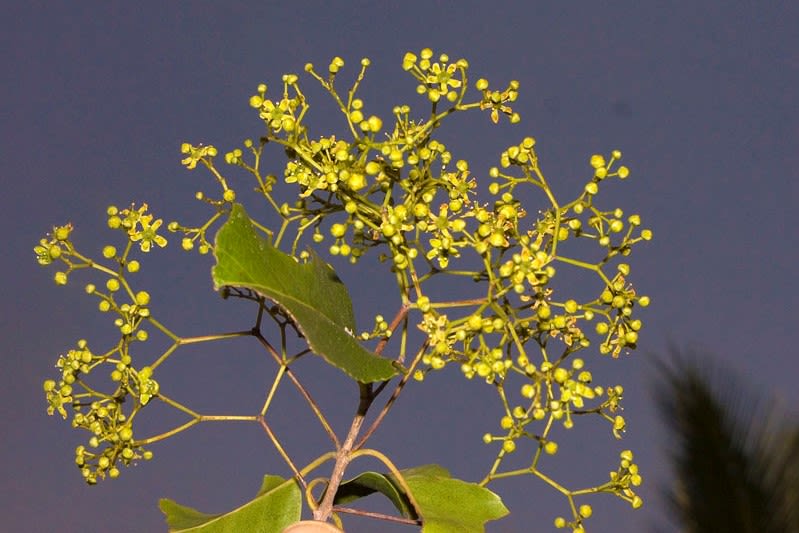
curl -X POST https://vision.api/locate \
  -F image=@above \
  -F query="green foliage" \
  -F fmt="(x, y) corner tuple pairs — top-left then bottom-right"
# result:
(212, 203), (400, 382)
(654, 349), (799, 533)
(34, 48), (653, 531)
(335, 470), (420, 519)
(335, 465), (510, 532)
(160, 475), (301, 532)
(402, 472), (508, 533)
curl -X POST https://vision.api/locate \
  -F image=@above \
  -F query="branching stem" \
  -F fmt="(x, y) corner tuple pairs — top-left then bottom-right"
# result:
(312, 386), (370, 521)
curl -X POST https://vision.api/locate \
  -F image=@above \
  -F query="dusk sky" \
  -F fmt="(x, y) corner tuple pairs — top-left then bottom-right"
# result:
(3, 2), (797, 532)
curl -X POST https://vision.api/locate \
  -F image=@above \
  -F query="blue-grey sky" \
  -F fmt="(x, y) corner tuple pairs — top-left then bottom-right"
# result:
(3, 2), (797, 532)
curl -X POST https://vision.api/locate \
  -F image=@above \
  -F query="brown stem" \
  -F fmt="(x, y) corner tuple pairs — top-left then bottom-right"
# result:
(283, 366), (340, 448)
(253, 329), (339, 447)
(331, 506), (420, 525)
(313, 384), (372, 522)
(354, 342), (427, 450)
(258, 416), (307, 490)
(374, 303), (410, 358)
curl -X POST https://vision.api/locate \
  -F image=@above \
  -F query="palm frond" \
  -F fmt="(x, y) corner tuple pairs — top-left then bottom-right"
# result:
(652, 346), (798, 533)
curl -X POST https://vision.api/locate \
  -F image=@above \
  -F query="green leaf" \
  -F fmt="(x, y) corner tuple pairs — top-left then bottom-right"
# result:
(212, 204), (401, 383)
(334, 470), (418, 519)
(405, 467), (508, 533)
(159, 474), (301, 532)
(335, 465), (508, 533)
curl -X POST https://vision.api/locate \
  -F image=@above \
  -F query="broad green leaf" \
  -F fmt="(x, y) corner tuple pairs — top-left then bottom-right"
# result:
(403, 466), (509, 533)
(212, 204), (401, 383)
(335, 465), (508, 533)
(159, 474), (301, 532)
(334, 470), (417, 519)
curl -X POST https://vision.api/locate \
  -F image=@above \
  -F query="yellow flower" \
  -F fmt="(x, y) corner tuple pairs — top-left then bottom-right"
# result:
(129, 214), (167, 252)
(425, 62), (461, 94)
(180, 144), (218, 169)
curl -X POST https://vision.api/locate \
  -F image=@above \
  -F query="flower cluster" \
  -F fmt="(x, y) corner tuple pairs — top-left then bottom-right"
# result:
(36, 208), (170, 483)
(403, 48), (467, 104)
(168, 48), (652, 527)
(43, 338), (156, 484)
(37, 49), (652, 529)
(248, 81), (303, 134)
(478, 77), (521, 124)
(180, 143), (218, 170)
(107, 204), (167, 252)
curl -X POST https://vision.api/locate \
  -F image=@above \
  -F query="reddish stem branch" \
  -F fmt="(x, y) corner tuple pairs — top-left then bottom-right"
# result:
(354, 342), (427, 451)
(331, 506), (420, 525)
(253, 330), (339, 447)
(374, 303), (410, 358)
(257, 416), (307, 490)
(313, 385), (371, 522)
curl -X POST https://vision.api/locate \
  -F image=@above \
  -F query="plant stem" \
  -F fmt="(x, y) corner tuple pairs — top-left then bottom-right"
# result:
(313, 384), (371, 521)
(331, 506), (418, 525)
(355, 343), (426, 450)
(254, 329), (339, 447)
(258, 416), (307, 489)
(373, 303), (410, 357)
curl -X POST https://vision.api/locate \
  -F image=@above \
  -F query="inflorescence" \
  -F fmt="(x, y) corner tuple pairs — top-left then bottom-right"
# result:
(37, 48), (651, 529)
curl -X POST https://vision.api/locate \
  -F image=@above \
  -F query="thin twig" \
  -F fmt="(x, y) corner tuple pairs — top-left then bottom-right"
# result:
(372, 304), (411, 399)
(331, 506), (420, 525)
(253, 330), (339, 447)
(374, 303), (410, 357)
(283, 366), (340, 448)
(354, 342), (427, 450)
(258, 416), (307, 490)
